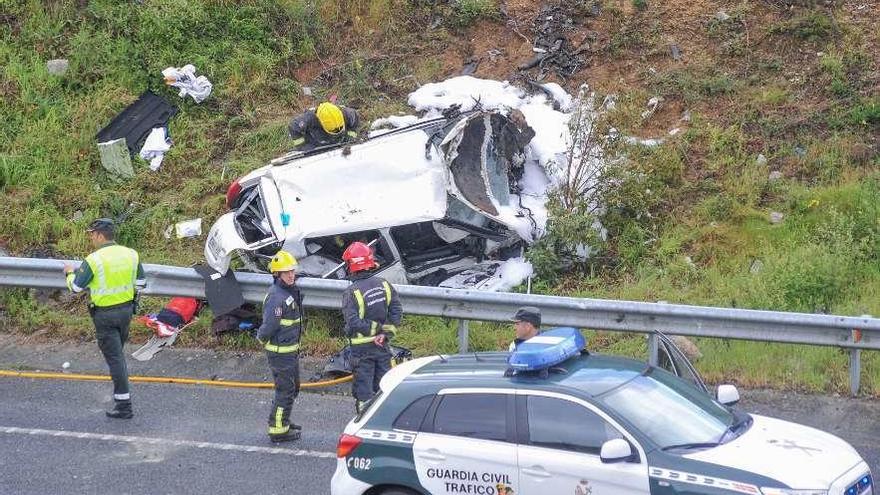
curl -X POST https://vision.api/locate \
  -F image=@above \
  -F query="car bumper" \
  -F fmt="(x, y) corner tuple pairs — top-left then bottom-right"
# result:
(331, 458), (372, 495)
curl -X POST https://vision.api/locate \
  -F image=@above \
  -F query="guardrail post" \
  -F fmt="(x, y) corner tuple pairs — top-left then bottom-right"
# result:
(647, 333), (659, 367)
(849, 349), (861, 397)
(457, 319), (469, 354)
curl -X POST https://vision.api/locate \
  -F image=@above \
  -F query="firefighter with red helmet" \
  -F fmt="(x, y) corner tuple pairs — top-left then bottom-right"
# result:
(341, 241), (403, 413)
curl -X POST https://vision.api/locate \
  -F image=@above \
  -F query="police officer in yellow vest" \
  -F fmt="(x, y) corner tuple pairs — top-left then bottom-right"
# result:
(341, 241), (403, 413)
(256, 250), (304, 443)
(64, 218), (145, 419)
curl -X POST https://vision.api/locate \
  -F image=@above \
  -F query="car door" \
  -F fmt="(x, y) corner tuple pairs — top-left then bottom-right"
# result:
(655, 331), (709, 394)
(515, 391), (650, 495)
(412, 390), (519, 495)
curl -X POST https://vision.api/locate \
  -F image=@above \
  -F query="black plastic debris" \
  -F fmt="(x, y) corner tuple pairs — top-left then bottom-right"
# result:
(522, 4), (589, 80)
(96, 90), (177, 156)
(194, 263), (246, 317)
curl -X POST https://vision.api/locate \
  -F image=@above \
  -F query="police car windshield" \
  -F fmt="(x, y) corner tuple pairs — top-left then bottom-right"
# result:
(597, 368), (733, 449)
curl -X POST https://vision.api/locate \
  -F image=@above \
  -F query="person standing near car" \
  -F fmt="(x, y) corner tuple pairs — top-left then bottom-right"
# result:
(64, 218), (145, 419)
(508, 306), (542, 352)
(288, 101), (359, 151)
(341, 241), (403, 413)
(256, 250), (304, 443)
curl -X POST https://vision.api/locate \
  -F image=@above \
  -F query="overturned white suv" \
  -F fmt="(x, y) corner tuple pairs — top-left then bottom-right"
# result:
(204, 110), (540, 290)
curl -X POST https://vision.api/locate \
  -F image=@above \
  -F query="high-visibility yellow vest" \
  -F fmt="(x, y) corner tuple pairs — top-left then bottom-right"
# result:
(85, 245), (139, 307)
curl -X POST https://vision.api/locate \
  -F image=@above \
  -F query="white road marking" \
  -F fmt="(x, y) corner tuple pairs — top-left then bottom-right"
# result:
(0, 426), (336, 459)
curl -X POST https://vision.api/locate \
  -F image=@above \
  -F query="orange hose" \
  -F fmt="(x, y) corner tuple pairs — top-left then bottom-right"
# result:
(0, 369), (352, 389)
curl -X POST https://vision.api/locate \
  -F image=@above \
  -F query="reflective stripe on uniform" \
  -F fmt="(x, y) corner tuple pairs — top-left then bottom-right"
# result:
(382, 281), (391, 306)
(268, 407), (289, 434)
(353, 289), (365, 319)
(264, 342), (300, 353)
(291, 137), (306, 147)
(350, 335), (377, 345)
(280, 318), (301, 326)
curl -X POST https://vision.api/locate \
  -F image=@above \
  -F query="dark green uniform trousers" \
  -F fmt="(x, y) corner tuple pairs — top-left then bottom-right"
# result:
(92, 303), (133, 400)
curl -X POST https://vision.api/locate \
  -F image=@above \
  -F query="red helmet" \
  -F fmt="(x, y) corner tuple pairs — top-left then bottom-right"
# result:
(343, 241), (377, 273)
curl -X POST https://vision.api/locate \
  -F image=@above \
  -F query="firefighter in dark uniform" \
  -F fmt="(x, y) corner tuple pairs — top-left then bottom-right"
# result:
(256, 250), (304, 442)
(288, 101), (359, 151)
(341, 241), (403, 413)
(64, 218), (145, 419)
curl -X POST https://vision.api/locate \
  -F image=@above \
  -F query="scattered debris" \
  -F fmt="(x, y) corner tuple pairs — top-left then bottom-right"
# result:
(750, 259), (764, 274)
(139, 127), (172, 171)
(97, 138), (134, 178)
(62, 361), (70, 369)
(72, 210), (83, 222)
(162, 64), (213, 103)
(793, 145), (807, 157)
(715, 10), (731, 22)
(46, 59), (68, 76)
(769, 211), (784, 224)
(668, 128), (681, 136)
(461, 58), (479, 75)
(641, 96), (662, 120)
(165, 218), (202, 239)
(301, 86), (313, 97)
(520, 4), (588, 80)
(486, 49), (502, 62)
(681, 110), (692, 122)
(670, 44), (683, 61)
(769, 170), (784, 181)
(95, 90), (177, 156)
(756, 153), (768, 166)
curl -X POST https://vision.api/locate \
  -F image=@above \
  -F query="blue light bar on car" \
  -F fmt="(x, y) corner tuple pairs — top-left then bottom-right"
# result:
(848, 474), (872, 495)
(507, 327), (586, 371)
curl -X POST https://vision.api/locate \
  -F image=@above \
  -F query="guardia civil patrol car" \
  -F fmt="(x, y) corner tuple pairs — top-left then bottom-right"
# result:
(331, 328), (873, 495)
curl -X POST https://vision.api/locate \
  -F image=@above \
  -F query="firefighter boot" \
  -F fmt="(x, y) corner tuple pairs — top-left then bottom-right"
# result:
(106, 399), (133, 419)
(269, 428), (301, 443)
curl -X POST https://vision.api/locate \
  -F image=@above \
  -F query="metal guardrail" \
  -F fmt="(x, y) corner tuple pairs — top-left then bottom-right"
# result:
(0, 256), (876, 394)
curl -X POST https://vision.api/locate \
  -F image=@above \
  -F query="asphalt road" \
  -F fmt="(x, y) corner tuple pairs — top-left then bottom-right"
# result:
(0, 378), (877, 495)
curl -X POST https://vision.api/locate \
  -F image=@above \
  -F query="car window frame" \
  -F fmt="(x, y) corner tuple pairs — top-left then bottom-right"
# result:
(422, 388), (517, 444)
(514, 389), (645, 463)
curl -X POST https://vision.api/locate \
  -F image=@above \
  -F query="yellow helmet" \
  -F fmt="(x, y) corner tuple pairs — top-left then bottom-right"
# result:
(316, 102), (345, 135)
(268, 250), (298, 273)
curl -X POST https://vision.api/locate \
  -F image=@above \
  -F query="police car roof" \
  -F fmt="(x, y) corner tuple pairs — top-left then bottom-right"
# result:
(401, 351), (646, 397)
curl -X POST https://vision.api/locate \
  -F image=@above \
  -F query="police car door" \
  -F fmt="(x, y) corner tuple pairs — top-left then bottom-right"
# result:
(515, 390), (650, 495)
(412, 389), (519, 495)
(655, 331), (709, 395)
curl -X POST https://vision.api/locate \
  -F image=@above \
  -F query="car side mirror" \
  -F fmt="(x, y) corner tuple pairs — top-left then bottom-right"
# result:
(716, 384), (740, 406)
(600, 438), (635, 464)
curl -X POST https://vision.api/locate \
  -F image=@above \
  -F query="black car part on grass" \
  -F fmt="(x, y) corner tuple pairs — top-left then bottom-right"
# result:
(95, 90), (177, 155)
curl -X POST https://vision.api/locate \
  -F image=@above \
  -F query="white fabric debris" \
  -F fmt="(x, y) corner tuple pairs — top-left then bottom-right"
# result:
(139, 127), (172, 171)
(162, 64), (212, 103)
(174, 218), (202, 239)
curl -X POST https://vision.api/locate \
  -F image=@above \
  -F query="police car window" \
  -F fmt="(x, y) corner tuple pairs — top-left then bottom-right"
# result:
(393, 395), (434, 431)
(433, 394), (508, 442)
(526, 396), (622, 455)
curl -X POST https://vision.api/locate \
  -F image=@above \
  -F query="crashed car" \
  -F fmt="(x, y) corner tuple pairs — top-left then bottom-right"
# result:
(205, 110), (538, 290)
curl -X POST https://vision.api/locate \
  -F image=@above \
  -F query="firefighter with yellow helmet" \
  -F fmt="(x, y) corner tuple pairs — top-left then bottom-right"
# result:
(256, 250), (304, 442)
(288, 101), (359, 151)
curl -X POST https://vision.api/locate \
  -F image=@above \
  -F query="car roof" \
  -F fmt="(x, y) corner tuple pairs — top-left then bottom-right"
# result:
(398, 351), (647, 397)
